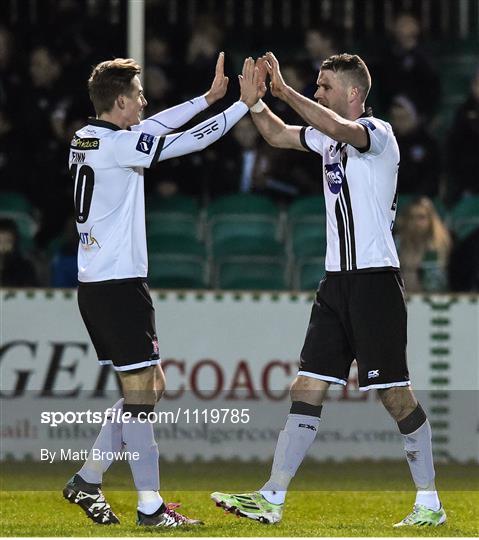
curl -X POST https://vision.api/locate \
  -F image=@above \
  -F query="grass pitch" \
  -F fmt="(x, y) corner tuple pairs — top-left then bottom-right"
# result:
(0, 460), (477, 536)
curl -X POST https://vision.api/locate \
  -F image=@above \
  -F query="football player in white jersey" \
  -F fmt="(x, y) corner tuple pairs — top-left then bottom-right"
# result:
(63, 54), (263, 527)
(211, 53), (446, 528)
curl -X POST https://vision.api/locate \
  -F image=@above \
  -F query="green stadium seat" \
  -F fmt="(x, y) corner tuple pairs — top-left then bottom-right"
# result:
(148, 253), (206, 289)
(288, 195), (326, 220)
(146, 213), (198, 240)
(207, 193), (279, 217)
(147, 234), (206, 257)
(210, 216), (282, 257)
(450, 195), (479, 240)
(290, 219), (327, 258)
(0, 192), (33, 214)
(216, 257), (287, 290)
(296, 257), (326, 291)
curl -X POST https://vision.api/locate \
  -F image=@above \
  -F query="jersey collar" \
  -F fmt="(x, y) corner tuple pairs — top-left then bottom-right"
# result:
(358, 107), (373, 118)
(88, 117), (123, 131)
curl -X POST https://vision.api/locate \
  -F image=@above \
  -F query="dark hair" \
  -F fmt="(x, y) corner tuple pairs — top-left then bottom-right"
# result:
(88, 58), (141, 115)
(321, 53), (371, 100)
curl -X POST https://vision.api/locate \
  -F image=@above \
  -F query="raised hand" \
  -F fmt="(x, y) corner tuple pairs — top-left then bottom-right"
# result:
(255, 55), (269, 98)
(265, 51), (288, 99)
(204, 52), (229, 105)
(238, 57), (262, 108)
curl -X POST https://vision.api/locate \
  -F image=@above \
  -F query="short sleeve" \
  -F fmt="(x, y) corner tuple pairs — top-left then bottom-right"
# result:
(355, 118), (390, 156)
(112, 131), (164, 168)
(300, 126), (326, 156)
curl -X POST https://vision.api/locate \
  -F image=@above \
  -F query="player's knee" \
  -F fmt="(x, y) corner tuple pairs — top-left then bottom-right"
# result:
(154, 365), (166, 402)
(290, 375), (328, 405)
(378, 386), (417, 421)
(119, 366), (157, 405)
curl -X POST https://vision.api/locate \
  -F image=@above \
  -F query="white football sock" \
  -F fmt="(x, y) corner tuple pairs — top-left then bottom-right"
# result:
(138, 490), (163, 515)
(403, 419), (440, 511)
(122, 411), (161, 512)
(260, 413), (320, 504)
(78, 398), (124, 485)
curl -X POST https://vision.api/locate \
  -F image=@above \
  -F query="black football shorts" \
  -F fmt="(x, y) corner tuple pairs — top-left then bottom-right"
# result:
(299, 270), (410, 391)
(78, 278), (160, 371)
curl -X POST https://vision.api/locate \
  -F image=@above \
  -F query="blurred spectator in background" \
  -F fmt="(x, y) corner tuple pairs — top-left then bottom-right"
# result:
(396, 197), (451, 292)
(375, 13), (440, 120)
(0, 108), (28, 193)
(446, 68), (479, 202)
(185, 17), (223, 98)
(253, 144), (321, 204)
(302, 26), (340, 99)
(21, 45), (70, 242)
(0, 25), (21, 109)
(33, 104), (80, 249)
(144, 35), (178, 109)
(0, 218), (37, 287)
(449, 226), (479, 291)
(50, 218), (78, 287)
(389, 95), (441, 197)
(270, 61), (311, 124)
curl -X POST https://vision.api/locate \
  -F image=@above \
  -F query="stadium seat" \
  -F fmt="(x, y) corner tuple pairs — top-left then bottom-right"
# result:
(0, 191), (38, 249)
(215, 257), (287, 290)
(288, 195), (326, 220)
(450, 195), (479, 240)
(290, 219), (327, 258)
(148, 253), (207, 289)
(295, 257), (326, 291)
(0, 192), (33, 214)
(210, 216), (282, 257)
(146, 213), (198, 240)
(147, 234), (206, 257)
(207, 193), (279, 217)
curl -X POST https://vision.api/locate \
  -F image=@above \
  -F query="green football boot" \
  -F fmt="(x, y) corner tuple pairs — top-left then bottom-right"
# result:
(211, 491), (283, 524)
(394, 504), (447, 527)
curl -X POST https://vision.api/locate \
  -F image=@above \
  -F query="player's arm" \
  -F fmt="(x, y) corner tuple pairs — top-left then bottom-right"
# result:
(250, 104), (306, 151)
(155, 58), (261, 162)
(132, 52), (229, 136)
(247, 57), (305, 151)
(265, 52), (368, 149)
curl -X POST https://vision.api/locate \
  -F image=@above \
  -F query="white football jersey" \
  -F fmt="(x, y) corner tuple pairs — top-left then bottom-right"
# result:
(300, 114), (400, 272)
(69, 98), (248, 282)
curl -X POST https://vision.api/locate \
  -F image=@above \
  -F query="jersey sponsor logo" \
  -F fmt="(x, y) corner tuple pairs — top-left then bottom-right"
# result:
(136, 132), (155, 154)
(79, 227), (101, 249)
(368, 369), (380, 379)
(324, 163), (344, 194)
(71, 136), (100, 150)
(360, 119), (376, 131)
(191, 120), (219, 139)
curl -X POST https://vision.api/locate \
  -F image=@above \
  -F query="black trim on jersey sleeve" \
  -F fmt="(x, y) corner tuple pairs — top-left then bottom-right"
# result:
(300, 126), (312, 152)
(151, 135), (165, 167)
(353, 124), (371, 153)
